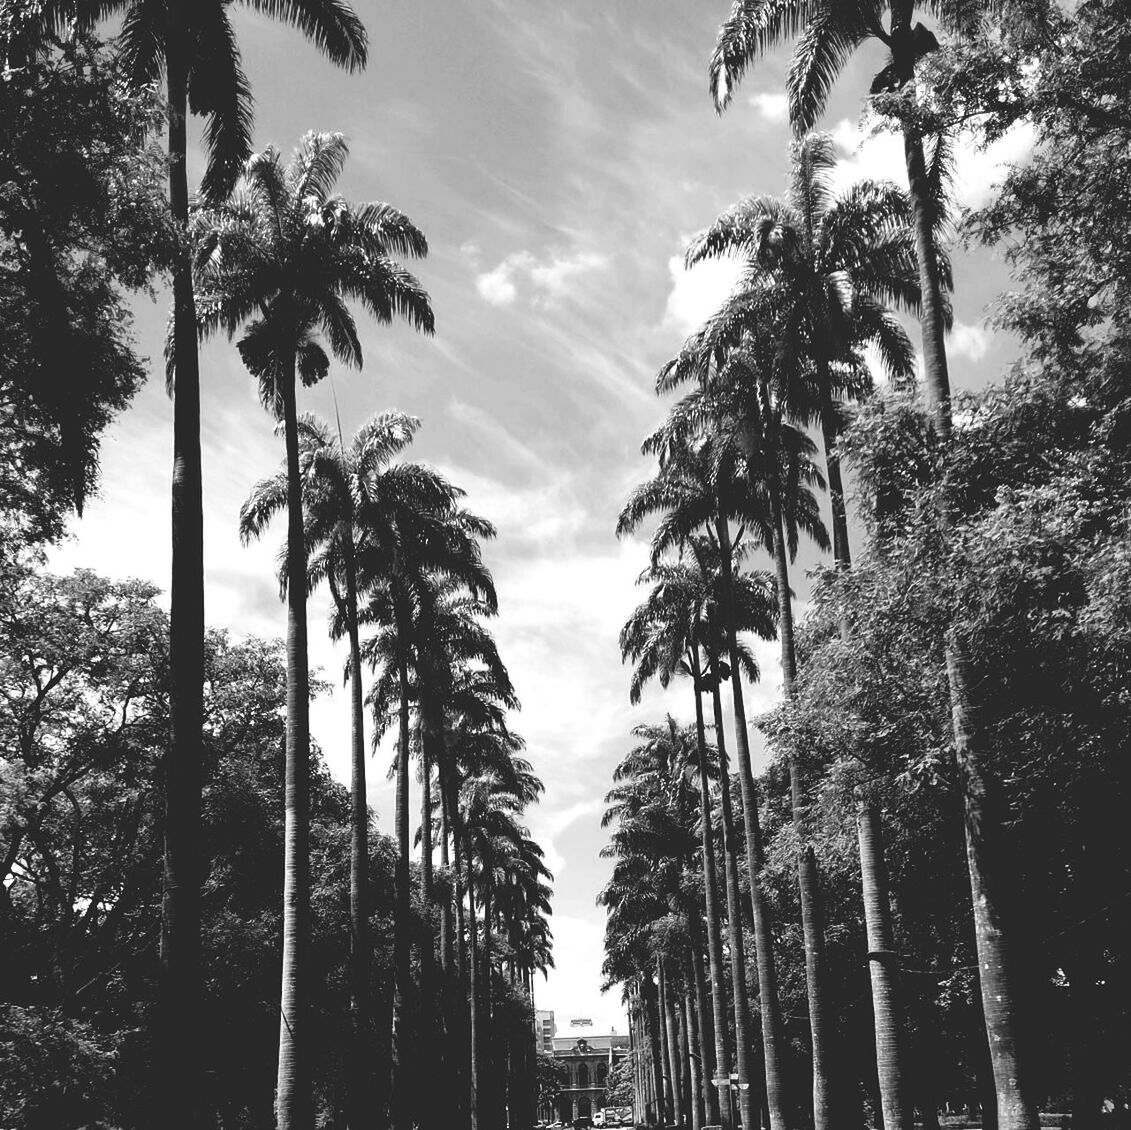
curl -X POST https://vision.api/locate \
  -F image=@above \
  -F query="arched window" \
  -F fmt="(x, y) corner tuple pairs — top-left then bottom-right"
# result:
(578, 1062), (590, 1088)
(596, 1061), (608, 1086)
(578, 1097), (592, 1118)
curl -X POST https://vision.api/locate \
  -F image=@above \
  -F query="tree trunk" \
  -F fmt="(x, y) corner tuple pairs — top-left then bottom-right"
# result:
(344, 538), (369, 1130)
(946, 637), (1039, 1130)
(772, 495), (834, 1130)
(716, 516), (790, 1130)
(657, 959), (674, 1125)
(691, 660), (734, 1130)
(711, 675), (761, 1130)
(469, 854), (481, 1130)
(687, 899), (719, 1126)
(276, 354), (311, 1130)
(644, 972), (666, 1128)
(161, 16), (204, 1128)
(419, 719), (437, 1128)
(661, 960), (685, 1129)
(901, 125), (952, 444)
(856, 794), (911, 1130)
(391, 645), (413, 1130)
(819, 399), (852, 570)
(683, 990), (704, 1130)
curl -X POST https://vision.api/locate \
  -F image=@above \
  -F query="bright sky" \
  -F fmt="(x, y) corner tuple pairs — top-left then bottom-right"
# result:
(48, 1), (1032, 1035)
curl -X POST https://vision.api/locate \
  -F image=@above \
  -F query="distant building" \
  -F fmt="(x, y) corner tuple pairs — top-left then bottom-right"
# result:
(535, 1009), (556, 1054)
(545, 1032), (630, 1124)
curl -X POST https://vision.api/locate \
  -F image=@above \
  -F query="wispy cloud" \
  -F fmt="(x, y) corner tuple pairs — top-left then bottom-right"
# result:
(475, 247), (609, 307)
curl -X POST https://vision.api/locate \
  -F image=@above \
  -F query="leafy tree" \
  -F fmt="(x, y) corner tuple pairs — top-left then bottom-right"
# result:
(0, 24), (168, 544)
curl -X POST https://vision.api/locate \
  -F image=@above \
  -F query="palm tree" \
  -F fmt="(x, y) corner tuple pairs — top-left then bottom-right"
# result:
(26, 10), (367, 1119)
(192, 131), (432, 1130)
(239, 410), (442, 1129)
(619, 431), (790, 1130)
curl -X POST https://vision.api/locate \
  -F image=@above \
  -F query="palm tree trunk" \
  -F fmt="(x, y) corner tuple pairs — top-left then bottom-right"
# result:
(715, 516), (790, 1130)
(418, 718), (438, 1127)
(483, 876), (498, 1127)
(683, 990), (703, 1130)
(657, 958), (674, 1125)
(901, 126), (952, 444)
(468, 850), (481, 1130)
(660, 960), (685, 1128)
(710, 675), (761, 1130)
(946, 638), (1040, 1130)
(771, 494), (834, 1130)
(644, 972), (666, 1128)
(161, 13), (204, 1127)
(690, 659), (734, 1130)
(687, 901), (719, 1126)
(276, 353), (311, 1130)
(391, 645), (413, 1130)
(343, 539), (370, 1130)
(856, 793), (911, 1130)
(818, 399), (852, 570)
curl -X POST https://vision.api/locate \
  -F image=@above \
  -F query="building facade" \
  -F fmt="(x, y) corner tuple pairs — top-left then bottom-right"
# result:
(535, 1009), (557, 1054)
(546, 1033), (630, 1124)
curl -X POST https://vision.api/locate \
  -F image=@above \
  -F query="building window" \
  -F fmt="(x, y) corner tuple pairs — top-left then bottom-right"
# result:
(578, 1063), (589, 1088)
(597, 1061), (608, 1086)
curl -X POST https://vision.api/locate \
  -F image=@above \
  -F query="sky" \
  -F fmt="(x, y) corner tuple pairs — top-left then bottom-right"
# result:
(48, 0), (1034, 1036)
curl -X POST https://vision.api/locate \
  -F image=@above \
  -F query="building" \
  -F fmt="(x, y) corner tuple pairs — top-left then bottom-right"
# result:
(535, 1009), (557, 1054)
(546, 1032), (630, 1124)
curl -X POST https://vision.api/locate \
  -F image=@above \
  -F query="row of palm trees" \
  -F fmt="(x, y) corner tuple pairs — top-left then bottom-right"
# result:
(188, 137), (554, 1129)
(601, 1), (1043, 1128)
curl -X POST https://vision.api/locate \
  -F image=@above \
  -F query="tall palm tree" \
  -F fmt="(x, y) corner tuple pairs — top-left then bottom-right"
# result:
(27, 10), (367, 1120)
(239, 410), (443, 1130)
(192, 131), (432, 1130)
(619, 432), (791, 1130)
(708, 14), (1042, 1127)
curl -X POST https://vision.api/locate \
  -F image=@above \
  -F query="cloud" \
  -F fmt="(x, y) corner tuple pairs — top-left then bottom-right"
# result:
(476, 260), (520, 306)
(830, 115), (1037, 210)
(949, 321), (991, 361)
(529, 251), (608, 297)
(662, 252), (745, 336)
(475, 247), (608, 307)
(749, 91), (789, 124)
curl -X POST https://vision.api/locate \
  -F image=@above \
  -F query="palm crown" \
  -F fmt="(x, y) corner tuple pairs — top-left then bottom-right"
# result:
(188, 131), (433, 409)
